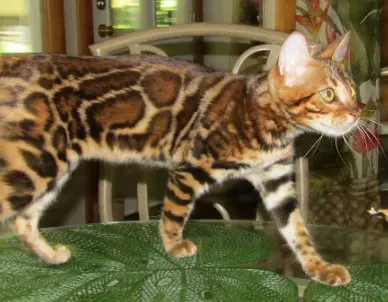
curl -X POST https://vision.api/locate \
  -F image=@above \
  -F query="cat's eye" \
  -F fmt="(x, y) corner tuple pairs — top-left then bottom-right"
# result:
(350, 87), (356, 97)
(320, 88), (335, 103)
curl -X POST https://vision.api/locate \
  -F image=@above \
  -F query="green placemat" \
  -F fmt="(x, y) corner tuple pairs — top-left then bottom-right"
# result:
(0, 222), (298, 302)
(304, 263), (388, 302)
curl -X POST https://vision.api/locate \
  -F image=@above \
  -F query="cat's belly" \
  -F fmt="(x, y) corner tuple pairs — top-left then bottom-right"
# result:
(188, 143), (294, 184)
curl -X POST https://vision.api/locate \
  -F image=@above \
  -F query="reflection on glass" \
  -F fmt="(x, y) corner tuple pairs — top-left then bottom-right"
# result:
(0, 0), (32, 54)
(110, 0), (178, 30)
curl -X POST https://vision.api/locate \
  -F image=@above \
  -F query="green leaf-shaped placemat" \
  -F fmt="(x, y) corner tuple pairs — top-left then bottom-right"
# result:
(304, 263), (388, 302)
(0, 222), (298, 301)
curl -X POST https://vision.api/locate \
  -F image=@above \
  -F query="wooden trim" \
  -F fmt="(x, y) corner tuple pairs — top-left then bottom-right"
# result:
(40, 0), (66, 53)
(194, 0), (203, 23)
(275, 0), (296, 33)
(76, 0), (94, 55)
(263, 0), (296, 33)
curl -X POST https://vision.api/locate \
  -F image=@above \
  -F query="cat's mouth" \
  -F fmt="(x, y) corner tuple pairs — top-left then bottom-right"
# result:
(295, 124), (316, 133)
(309, 119), (359, 137)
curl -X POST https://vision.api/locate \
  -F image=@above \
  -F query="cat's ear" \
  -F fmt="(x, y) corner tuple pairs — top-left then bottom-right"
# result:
(318, 32), (350, 62)
(332, 32), (350, 62)
(278, 31), (313, 83)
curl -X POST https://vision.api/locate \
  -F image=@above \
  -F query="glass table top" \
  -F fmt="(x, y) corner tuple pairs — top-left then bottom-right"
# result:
(0, 220), (387, 301)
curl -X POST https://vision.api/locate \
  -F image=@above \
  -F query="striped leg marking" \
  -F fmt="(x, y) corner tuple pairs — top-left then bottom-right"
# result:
(160, 166), (213, 258)
(248, 163), (350, 286)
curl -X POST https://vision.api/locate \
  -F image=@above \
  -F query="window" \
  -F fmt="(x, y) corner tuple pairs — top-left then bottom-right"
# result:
(156, 0), (178, 28)
(0, 0), (40, 54)
(110, 0), (178, 30)
(111, 0), (141, 30)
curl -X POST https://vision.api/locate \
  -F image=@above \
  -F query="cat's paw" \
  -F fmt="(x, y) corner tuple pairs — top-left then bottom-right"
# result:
(304, 260), (351, 286)
(46, 245), (71, 265)
(167, 240), (198, 258)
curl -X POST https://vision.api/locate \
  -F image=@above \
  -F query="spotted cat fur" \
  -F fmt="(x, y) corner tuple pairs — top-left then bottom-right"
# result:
(0, 32), (359, 286)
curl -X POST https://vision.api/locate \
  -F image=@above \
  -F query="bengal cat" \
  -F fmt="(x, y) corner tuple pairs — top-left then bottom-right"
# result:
(0, 32), (358, 286)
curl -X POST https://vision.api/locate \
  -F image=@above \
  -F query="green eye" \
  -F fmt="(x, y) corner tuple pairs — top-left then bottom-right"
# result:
(320, 88), (335, 103)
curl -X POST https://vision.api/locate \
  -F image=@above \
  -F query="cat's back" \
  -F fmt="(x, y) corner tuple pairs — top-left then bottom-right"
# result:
(0, 53), (211, 80)
(0, 54), (204, 116)
(0, 53), (220, 162)
(0, 53), (211, 106)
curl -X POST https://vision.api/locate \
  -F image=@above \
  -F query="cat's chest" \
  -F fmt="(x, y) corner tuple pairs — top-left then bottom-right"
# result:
(200, 144), (294, 182)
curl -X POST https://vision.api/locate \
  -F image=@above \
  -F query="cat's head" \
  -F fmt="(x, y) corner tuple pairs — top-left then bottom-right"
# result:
(273, 31), (360, 137)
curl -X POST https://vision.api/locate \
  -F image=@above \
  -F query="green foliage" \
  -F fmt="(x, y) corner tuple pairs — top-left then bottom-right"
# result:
(332, 0), (380, 84)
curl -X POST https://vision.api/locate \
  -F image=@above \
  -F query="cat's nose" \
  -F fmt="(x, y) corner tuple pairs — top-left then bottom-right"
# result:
(349, 106), (361, 117)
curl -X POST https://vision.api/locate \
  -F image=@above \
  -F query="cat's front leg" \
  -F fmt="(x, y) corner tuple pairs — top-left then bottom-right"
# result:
(246, 163), (351, 286)
(160, 166), (213, 258)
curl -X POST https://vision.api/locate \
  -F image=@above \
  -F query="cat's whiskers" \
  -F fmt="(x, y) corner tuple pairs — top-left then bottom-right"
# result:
(334, 138), (351, 172)
(342, 133), (358, 154)
(356, 122), (371, 151)
(360, 117), (385, 138)
(148, 208), (163, 221)
(358, 120), (386, 157)
(148, 215), (161, 220)
(362, 116), (388, 132)
(303, 134), (324, 159)
(309, 134), (324, 159)
(344, 132), (355, 145)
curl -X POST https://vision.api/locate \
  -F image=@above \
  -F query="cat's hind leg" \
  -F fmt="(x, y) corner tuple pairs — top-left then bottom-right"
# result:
(11, 189), (70, 264)
(0, 141), (73, 264)
(160, 166), (213, 258)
